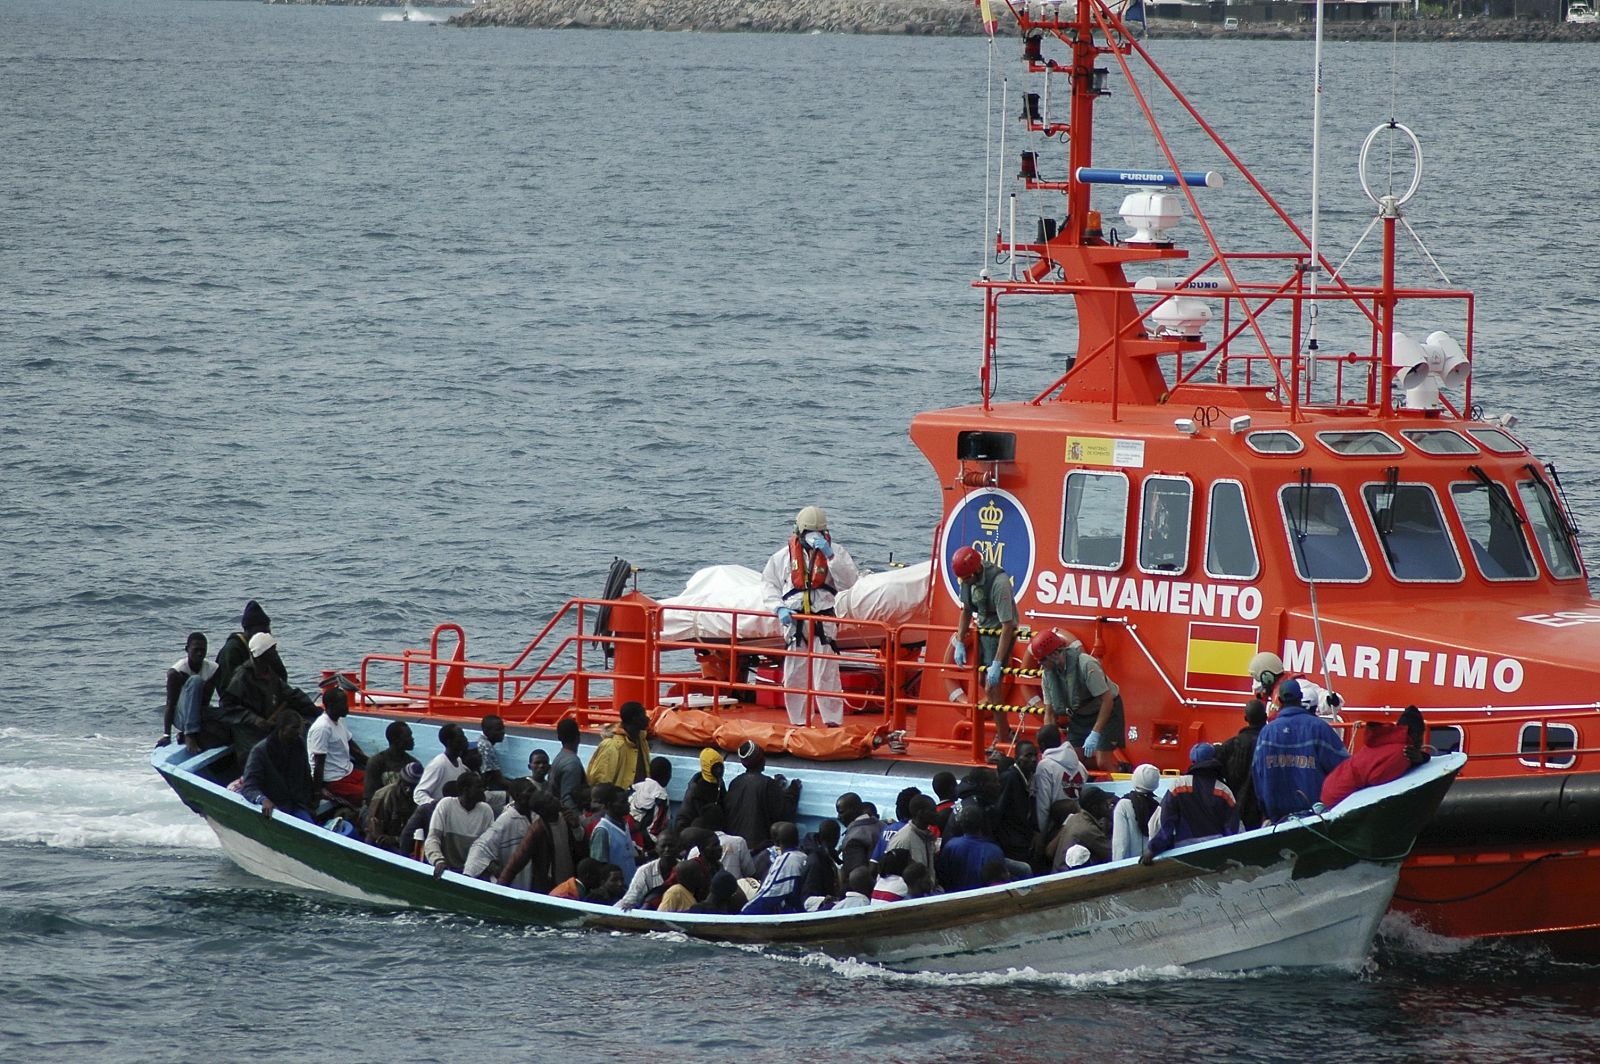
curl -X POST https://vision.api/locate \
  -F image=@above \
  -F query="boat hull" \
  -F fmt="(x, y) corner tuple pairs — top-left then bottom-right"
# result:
(155, 736), (1460, 976)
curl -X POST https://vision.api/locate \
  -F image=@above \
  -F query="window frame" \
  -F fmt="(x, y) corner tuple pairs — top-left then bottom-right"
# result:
(1448, 478), (1540, 582)
(1245, 430), (1304, 456)
(1058, 468), (1131, 572)
(1359, 480), (1465, 584)
(1136, 474), (1195, 576)
(1315, 429), (1405, 457)
(1203, 478), (1261, 581)
(1468, 427), (1528, 455)
(1517, 477), (1585, 582)
(1428, 725), (1464, 756)
(1518, 721), (1578, 770)
(1277, 482), (1373, 584)
(1400, 428), (1479, 456)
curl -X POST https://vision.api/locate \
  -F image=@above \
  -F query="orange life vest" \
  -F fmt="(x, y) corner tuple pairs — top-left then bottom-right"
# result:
(787, 534), (831, 593)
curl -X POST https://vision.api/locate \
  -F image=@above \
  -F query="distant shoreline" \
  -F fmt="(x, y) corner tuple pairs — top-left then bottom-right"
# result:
(263, 0), (1600, 40)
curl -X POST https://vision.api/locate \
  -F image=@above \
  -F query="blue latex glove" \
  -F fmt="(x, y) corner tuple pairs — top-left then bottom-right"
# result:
(953, 640), (969, 668)
(985, 659), (1003, 688)
(1083, 730), (1102, 758)
(803, 531), (834, 558)
(776, 607), (794, 628)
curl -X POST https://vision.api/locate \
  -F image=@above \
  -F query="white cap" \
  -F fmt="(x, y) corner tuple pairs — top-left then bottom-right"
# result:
(1064, 844), (1093, 869)
(248, 632), (279, 659)
(795, 506), (828, 532)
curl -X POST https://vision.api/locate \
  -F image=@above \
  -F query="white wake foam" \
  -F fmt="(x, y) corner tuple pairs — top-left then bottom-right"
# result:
(0, 730), (218, 851)
(1375, 909), (1479, 956)
(727, 939), (1269, 987)
(379, 9), (445, 22)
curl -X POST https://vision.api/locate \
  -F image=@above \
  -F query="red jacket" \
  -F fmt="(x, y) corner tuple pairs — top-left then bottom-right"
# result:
(1321, 724), (1414, 808)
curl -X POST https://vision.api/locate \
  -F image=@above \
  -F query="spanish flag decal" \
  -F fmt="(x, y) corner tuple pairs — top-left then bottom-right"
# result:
(978, 0), (997, 37)
(1185, 622), (1259, 694)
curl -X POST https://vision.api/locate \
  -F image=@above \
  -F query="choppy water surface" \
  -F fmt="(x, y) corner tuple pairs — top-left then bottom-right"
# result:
(5, 0), (1600, 1058)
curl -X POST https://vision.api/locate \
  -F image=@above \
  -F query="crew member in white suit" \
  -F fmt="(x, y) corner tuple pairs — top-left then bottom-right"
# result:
(761, 506), (860, 727)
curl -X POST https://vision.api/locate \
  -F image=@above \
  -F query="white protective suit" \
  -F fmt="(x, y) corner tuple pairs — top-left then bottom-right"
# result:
(760, 536), (859, 727)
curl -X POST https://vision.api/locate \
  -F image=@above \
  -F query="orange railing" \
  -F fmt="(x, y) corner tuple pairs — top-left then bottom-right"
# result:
(352, 595), (1600, 773)
(352, 596), (1041, 762)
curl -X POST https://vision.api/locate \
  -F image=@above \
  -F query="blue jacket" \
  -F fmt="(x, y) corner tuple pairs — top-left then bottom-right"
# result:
(1251, 706), (1350, 821)
(741, 849), (811, 915)
(1146, 772), (1238, 856)
(936, 832), (1004, 892)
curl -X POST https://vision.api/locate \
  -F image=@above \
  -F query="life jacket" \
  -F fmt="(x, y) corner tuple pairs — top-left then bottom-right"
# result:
(786, 534), (832, 593)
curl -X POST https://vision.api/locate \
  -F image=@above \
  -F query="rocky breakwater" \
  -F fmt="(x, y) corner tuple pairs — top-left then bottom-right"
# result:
(1156, 17), (1600, 41)
(450, 0), (985, 34)
(450, 2), (1600, 38)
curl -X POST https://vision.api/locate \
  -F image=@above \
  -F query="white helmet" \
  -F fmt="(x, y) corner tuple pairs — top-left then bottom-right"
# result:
(1248, 651), (1284, 688)
(795, 506), (828, 533)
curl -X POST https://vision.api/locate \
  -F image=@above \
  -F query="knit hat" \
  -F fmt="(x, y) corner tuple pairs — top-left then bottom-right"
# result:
(401, 761), (423, 786)
(699, 747), (724, 784)
(1398, 704), (1425, 739)
(241, 599), (271, 634)
(1131, 763), (1161, 792)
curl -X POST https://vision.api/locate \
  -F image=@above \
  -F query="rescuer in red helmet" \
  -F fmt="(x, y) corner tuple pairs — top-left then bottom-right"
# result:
(1020, 626), (1125, 771)
(951, 545), (1020, 749)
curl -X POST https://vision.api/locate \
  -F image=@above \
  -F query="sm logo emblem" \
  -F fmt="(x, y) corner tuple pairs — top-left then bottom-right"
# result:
(939, 488), (1036, 605)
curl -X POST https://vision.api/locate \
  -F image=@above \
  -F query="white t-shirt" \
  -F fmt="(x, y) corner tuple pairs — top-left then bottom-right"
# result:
(171, 657), (219, 681)
(414, 751), (466, 806)
(306, 714), (354, 782)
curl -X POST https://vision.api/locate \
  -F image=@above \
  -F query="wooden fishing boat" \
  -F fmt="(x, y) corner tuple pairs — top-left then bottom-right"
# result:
(153, 714), (1462, 975)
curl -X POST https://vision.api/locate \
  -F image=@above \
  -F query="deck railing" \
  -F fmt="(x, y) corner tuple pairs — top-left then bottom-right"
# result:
(350, 596), (1600, 772)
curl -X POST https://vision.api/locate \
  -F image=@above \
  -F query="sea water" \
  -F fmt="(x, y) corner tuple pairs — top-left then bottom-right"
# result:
(5, 0), (1600, 1058)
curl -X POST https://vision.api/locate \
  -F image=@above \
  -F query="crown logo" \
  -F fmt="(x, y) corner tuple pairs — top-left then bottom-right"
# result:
(978, 500), (1004, 534)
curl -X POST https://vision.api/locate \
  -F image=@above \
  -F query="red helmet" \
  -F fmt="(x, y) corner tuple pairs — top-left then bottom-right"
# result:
(952, 546), (983, 581)
(1031, 628), (1068, 661)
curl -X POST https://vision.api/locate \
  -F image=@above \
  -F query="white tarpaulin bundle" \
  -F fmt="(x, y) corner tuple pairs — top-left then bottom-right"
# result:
(658, 561), (932, 643)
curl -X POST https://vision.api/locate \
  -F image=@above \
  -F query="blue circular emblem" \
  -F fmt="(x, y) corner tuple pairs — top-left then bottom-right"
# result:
(939, 488), (1036, 605)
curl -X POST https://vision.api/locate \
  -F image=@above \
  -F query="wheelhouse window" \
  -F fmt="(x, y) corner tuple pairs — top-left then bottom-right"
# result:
(1362, 482), (1462, 582)
(1279, 484), (1370, 582)
(1139, 476), (1192, 574)
(1205, 480), (1259, 580)
(1451, 479), (1537, 580)
(1518, 478), (1583, 580)
(1401, 429), (1478, 456)
(1245, 431), (1303, 455)
(1061, 470), (1128, 570)
(1316, 430), (1404, 457)
(1519, 722), (1578, 770)
(1428, 726), (1463, 756)
(1469, 427), (1526, 455)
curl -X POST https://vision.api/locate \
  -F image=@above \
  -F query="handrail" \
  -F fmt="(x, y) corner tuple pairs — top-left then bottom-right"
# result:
(357, 594), (1600, 774)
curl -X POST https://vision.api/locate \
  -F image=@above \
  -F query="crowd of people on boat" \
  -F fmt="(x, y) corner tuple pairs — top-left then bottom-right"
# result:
(160, 600), (1435, 915)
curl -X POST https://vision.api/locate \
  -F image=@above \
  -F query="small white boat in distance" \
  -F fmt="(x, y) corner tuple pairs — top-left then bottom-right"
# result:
(1569, 2), (1598, 23)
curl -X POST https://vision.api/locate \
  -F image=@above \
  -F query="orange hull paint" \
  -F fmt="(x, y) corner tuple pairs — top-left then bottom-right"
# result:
(1393, 844), (1600, 945)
